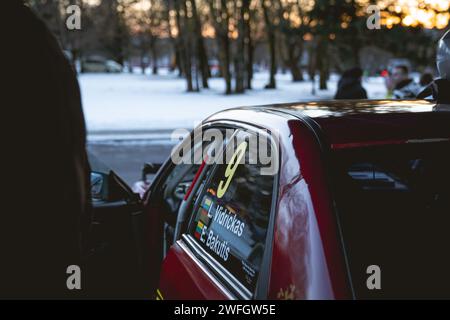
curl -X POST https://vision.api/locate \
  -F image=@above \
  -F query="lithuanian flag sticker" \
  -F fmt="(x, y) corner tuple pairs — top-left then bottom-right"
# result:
(194, 220), (204, 240)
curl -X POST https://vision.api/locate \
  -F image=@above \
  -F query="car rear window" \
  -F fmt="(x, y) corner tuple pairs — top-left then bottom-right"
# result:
(331, 140), (450, 298)
(188, 130), (275, 295)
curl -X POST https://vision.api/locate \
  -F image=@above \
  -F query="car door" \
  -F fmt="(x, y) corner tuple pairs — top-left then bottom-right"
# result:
(138, 126), (230, 297)
(157, 127), (278, 300)
(86, 152), (145, 297)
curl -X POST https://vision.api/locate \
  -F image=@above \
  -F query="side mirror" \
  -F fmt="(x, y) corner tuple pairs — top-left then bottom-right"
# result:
(142, 162), (162, 183)
(91, 170), (139, 202)
(91, 171), (106, 200)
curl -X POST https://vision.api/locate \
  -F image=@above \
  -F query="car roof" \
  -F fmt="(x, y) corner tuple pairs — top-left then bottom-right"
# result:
(207, 99), (450, 149)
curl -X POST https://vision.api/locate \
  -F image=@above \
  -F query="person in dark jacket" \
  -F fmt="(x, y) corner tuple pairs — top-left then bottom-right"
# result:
(419, 72), (434, 88)
(334, 67), (368, 100)
(391, 65), (421, 99)
(1, 1), (91, 298)
(417, 29), (450, 108)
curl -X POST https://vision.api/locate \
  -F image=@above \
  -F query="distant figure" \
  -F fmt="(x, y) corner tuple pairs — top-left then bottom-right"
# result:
(391, 65), (421, 99)
(334, 67), (368, 100)
(417, 29), (450, 105)
(381, 69), (395, 97)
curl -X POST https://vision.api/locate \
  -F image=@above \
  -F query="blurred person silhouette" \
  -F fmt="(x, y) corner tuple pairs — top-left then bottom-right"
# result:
(391, 65), (421, 99)
(381, 69), (395, 98)
(1, 1), (91, 298)
(418, 29), (450, 107)
(419, 72), (434, 88)
(334, 67), (367, 100)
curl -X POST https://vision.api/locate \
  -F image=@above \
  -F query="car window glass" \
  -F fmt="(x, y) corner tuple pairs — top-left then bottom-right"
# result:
(160, 128), (230, 214)
(188, 130), (275, 294)
(332, 141), (450, 298)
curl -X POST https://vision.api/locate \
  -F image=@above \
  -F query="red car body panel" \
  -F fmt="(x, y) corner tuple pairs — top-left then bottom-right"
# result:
(159, 243), (232, 300)
(154, 99), (449, 300)
(267, 121), (348, 299)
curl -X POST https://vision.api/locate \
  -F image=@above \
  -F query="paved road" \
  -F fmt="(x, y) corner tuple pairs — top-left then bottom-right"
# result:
(87, 139), (176, 186)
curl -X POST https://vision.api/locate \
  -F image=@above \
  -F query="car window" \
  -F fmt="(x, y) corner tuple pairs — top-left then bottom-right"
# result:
(187, 130), (275, 294)
(160, 128), (230, 216)
(155, 128), (230, 254)
(331, 141), (450, 298)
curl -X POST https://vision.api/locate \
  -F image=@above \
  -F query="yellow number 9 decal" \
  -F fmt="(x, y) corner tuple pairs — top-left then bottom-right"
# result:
(217, 141), (247, 199)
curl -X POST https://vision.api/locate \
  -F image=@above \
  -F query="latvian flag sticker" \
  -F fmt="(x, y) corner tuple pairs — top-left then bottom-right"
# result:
(194, 220), (204, 240)
(199, 208), (209, 224)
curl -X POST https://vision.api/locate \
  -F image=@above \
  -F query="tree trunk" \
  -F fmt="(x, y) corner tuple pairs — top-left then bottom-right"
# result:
(290, 64), (303, 81)
(140, 51), (147, 75)
(220, 35), (232, 94)
(267, 34), (276, 89)
(319, 67), (327, 90)
(242, 0), (252, 90)
(288, 49), (303, 81)
(275, 0), (304, 83)
(201, 45), (210, 87)
(262, 1), (276, 89)
(111, 0), (125, 66)
(175, 49), (183, 76)
(316, 37), (328, 90)
(221, 0), (232, 94)
(150, 39), (158, 75)
(234, 58), (245, 93)
(183, 37), (194, 92)
(246, 36), (254, 90)
(234, 0), (246, 93)
(191, 0), (209, 89)
(175, 0), (193, 91)
(208, 0), (232, 94)
(166, 0), (182, 75)
(197, 38), (209, 88)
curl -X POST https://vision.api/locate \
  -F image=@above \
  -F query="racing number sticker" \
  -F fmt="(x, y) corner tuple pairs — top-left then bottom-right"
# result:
(217, 141), (248, 199)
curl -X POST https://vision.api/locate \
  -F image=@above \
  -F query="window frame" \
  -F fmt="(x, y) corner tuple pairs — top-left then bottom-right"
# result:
(179, 121), (280, 299)
(145, 125), (229, 203)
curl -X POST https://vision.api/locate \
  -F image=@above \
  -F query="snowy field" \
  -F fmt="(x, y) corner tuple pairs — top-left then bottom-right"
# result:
(79, 70), (387, 140)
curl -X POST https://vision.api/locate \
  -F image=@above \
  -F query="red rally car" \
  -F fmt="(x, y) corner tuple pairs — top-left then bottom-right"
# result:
(89, 100), (450, 299)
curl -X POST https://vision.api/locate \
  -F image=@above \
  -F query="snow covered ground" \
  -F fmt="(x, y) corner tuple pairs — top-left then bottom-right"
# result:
(79, 70), (387, 140)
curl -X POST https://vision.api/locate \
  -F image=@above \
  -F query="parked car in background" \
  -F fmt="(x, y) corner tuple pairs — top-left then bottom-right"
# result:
(82, 56), (123, 73)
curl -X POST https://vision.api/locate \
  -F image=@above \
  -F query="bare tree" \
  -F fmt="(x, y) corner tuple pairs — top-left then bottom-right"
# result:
(243, 0), (254, 89)
(164, 0), (181, 74)
(173, 0), (187, 80)
(234, 0), (246, 93)
(208, 0), (232, 94)
(176, 0), (195, 91)
(191, 0), (209, 88)
(262, 0), (276, 89)
(315, 34), (328, 90)
(277, 0), (308, 82)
